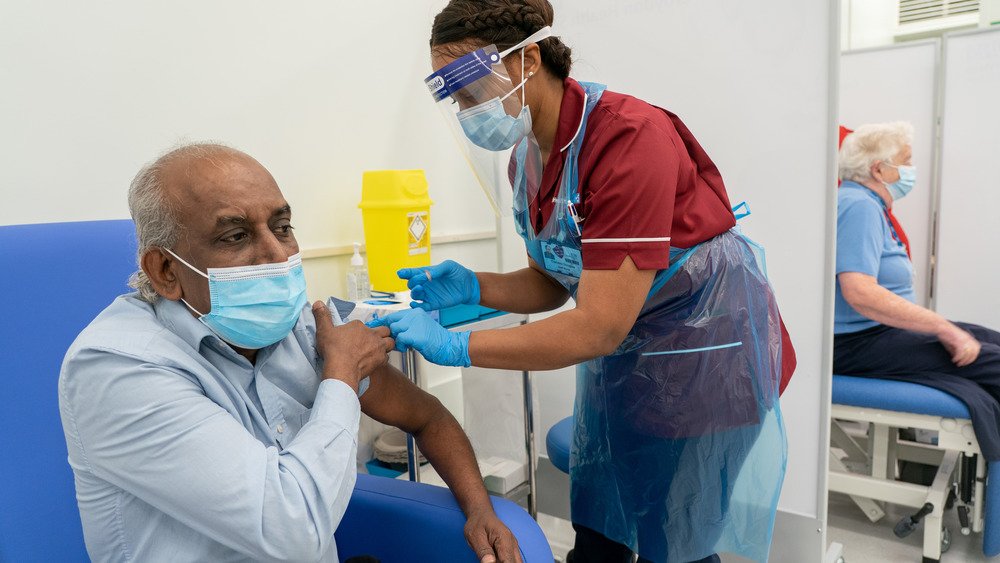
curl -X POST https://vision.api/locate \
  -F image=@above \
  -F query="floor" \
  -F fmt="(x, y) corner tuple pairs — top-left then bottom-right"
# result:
(536, 492), (991, 563)
(827, 491), (988, 563)
(534, 452), (991, 562)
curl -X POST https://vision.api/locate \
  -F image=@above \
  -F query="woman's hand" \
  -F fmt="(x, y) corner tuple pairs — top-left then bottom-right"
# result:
(937, 322), (981, 367)
(368, 309), (472, 367)
(398, 260), (480, 311)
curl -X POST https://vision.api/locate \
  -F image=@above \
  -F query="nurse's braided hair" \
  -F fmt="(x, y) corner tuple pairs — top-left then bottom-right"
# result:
(430, 0), (573, 80)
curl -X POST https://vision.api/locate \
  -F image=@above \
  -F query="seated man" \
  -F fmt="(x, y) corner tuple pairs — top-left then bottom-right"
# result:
(835, 122), (1000, 462)
(58, 143), (519, 563)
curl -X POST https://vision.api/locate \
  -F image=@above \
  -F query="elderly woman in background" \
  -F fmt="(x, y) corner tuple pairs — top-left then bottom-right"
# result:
(835, 121), (1000, 461)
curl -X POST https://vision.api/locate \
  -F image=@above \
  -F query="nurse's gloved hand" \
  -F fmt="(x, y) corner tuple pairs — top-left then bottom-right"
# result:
(368, 309), (472, 368)
(397, 260), (480, 312)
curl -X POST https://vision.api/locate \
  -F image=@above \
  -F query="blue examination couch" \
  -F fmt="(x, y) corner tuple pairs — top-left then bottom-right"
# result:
(0, 220), (551, 563)
(829, 375), (999, 561)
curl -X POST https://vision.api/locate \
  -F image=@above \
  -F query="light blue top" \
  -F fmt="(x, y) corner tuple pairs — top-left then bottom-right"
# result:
(835, 182), (915, 334)
(58, 294), (367, 562)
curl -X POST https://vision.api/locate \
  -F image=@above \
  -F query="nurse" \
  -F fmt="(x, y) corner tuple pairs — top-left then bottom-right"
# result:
(374, 1), (795, 561)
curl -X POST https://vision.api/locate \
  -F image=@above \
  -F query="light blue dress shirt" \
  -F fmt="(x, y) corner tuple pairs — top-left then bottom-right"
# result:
(59, 294), (367, 562)
(835, 182), (916, 334)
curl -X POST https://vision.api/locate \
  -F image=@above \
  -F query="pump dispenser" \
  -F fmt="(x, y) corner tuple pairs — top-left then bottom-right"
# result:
(347, 242), (371, 301)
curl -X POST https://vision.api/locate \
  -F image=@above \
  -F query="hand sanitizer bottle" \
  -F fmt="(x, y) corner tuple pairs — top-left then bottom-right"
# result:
(347, 242), (371, 301)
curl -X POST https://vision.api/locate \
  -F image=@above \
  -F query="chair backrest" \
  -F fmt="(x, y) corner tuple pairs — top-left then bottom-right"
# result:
(0, 220), (137, 562)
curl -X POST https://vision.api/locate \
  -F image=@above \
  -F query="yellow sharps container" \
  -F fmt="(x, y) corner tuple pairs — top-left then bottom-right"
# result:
(359, 170), (433, 292)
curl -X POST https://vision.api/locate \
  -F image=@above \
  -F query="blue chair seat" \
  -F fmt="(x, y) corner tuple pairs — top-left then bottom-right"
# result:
(336, 474), (552, 562)
(832, 374), (970, 419)
(547, 416), (574, 474)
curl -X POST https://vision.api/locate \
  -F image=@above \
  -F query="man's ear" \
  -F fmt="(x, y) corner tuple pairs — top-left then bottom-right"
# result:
(142, 248), (182, 301)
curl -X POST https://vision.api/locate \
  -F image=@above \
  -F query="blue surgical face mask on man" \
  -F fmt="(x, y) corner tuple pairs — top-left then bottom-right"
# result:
(164, 249), (308, 349)
(881, 162), (917, 201)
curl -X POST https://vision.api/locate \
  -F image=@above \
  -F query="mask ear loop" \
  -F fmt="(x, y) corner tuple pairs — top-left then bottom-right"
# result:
(498, 49), (533, 107)
(162, 247), (209, 279)
(496, 26), (550, 106)
(161, 247), (210, 317)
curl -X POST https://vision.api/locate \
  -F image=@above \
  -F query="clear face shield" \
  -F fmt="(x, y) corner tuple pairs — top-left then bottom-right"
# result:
(425, 27), (552, 216)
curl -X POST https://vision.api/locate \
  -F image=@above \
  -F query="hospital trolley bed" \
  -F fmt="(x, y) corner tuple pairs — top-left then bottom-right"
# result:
(830, 374), (1000, 562)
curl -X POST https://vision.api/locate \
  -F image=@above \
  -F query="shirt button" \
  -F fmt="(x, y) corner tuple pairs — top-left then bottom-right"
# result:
(276, 424), (285, 434)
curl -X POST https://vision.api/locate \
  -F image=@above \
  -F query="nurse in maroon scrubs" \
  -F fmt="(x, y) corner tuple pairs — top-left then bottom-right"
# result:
(373, 2), (796, 561)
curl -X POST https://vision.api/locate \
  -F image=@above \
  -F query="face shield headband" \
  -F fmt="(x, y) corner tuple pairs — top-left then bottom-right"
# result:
(424, 27), (553, 216)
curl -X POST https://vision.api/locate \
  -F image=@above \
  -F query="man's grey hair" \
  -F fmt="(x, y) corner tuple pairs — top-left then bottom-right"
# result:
(839, 122), (914, 184)
(127, 142), (237, 302)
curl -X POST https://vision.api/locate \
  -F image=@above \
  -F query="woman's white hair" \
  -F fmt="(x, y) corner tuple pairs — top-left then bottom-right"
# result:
(127, 142), (235, 302)
(839, 121), (914, 183)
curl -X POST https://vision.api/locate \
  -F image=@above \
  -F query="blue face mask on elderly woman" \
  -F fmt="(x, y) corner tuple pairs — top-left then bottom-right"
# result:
(164, 249), (308, 349)
(882, 162), (917, 201)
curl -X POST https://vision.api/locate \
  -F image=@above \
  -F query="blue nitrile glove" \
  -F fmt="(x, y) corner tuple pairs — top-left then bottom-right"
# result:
(397, 260), (480, 312)
(367, 309), (471, 367)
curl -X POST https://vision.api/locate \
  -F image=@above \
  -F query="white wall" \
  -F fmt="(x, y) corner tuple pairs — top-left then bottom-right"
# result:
(0, 0), (499, 301)
(934, 29), (1000, 327)
(842, 0), (899, 50)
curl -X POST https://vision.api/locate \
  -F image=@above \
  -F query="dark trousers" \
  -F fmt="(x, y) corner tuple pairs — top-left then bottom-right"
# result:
(833, 321), (1000, 460)
(570, 523), (721, 563)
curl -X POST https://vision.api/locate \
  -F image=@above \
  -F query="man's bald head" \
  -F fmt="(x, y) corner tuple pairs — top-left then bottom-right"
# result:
(127, 143), (287, 302)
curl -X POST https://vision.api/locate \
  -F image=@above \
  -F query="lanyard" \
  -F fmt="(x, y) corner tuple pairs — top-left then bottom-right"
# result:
(875, 198), (905, 248)
(842, 183), (904, 248)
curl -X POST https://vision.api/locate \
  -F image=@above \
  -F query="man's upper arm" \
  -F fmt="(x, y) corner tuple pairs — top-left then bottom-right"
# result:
(60, 346), (360, 560)
(358, 363), (440, 433)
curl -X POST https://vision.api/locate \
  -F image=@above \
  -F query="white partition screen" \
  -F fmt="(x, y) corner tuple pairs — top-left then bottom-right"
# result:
(550, 1), (840, 561)
(840, 41), (940, 307)
(935, 29), (1000, 327)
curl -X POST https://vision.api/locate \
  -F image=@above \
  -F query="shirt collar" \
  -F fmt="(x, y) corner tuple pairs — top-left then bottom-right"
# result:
(154, 297), (219, 352)
(841, 180), (889, 210)
(552, 78), (588, 155)
(153, 297), (288, 367)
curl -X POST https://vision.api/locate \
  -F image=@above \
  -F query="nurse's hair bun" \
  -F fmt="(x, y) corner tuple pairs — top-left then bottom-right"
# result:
(431, 0), (574, 80)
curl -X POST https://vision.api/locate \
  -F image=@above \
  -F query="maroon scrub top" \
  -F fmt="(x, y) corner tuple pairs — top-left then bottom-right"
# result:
(528, 78), (736, 271)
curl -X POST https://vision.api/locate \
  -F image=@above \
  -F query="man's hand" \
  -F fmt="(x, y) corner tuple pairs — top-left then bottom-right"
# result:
(464, 509), (522, 563)
(938, 322), (981, 367)
(312, 301), (394, 392)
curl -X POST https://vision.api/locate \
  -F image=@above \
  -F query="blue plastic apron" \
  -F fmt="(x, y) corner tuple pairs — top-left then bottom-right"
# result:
(514, 82), (787, 562)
